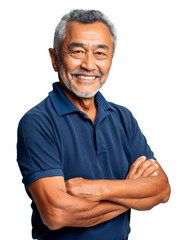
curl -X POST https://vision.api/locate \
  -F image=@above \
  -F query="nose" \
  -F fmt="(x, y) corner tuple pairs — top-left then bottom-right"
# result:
(80, 52), (96, 71)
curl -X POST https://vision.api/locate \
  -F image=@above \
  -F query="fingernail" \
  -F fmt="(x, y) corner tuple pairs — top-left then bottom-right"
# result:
(154, 164), (158, 168)
(142, 156), (146, 160)
(154, 172), (157, 176)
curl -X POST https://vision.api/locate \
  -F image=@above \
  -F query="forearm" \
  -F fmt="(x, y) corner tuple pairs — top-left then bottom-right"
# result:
(102, 175), (167, 200)
(66, 158), (171, 211)
(111, 192), (167, 211)
(61, 199), (129, 228)
(42, 190), (128, 230)
(66, 175), (170, 211)
(101, 176), (170, 210)
(29, 176), (129, 231)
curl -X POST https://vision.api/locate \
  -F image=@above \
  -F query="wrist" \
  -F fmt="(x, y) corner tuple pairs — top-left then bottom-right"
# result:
(99, 180), (110, 200)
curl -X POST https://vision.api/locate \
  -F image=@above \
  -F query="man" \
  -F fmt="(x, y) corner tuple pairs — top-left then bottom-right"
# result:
(17, 9), (170, 240)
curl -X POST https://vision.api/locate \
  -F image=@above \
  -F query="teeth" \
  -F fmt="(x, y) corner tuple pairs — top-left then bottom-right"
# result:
(77, 75), (96, 80)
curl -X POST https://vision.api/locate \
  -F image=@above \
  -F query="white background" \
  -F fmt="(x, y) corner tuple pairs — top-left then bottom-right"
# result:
(0, 0), (180, 239)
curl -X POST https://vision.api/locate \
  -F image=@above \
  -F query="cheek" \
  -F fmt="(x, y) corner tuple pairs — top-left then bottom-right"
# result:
(98, 61), (112, 87)
(98, 61), (112, 76)
(63, 57), (81, 72)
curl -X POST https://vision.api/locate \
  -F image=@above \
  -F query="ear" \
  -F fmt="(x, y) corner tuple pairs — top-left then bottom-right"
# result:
(49, 48), (59, 72)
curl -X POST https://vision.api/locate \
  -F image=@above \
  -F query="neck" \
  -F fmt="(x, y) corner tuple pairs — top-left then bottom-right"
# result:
(60, 85), (97, 123)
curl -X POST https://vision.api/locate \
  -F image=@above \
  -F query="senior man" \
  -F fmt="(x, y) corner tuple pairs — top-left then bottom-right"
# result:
(17, 9), (170, 240)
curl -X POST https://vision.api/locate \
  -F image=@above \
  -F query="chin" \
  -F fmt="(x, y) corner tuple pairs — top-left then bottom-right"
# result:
(72, 88), (99, 99)
(59, 73), (100, 99)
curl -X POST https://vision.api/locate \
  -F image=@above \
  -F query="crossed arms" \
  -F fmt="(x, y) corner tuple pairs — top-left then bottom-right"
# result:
(29, 156), (171, 230)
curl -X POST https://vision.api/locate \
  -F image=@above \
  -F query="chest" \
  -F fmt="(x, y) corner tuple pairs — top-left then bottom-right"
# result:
(55, 114), (132, 181)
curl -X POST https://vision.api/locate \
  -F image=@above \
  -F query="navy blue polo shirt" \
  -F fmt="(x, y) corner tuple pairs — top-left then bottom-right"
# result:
(17, 82), (155, 240)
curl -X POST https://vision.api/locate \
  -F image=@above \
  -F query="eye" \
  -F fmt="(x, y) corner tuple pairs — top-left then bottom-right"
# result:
(73, 50), (84, 54)
(95, 51), (107, 59)
(71, 50), (85, 59)
(96, 52), (105, 55)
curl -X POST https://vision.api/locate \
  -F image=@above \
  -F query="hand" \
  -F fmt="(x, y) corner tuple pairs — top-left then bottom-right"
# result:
(66, 177), (103, 201)
(126, 156), (159, 180)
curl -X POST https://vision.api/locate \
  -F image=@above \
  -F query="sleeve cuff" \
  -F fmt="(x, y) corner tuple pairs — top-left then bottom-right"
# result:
(146, 156), (157, 160)
(24, 168), (64, 190)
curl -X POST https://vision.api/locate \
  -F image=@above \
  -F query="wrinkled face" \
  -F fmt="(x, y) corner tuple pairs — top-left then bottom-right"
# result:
(58, 21), (113, 98)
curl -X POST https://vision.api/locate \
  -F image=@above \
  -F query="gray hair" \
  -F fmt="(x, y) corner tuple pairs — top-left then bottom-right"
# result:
(53, 9), (117, 63)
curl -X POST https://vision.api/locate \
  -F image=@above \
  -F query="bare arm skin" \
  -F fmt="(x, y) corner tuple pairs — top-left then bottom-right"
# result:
(28, 176), (128, 230)
(66, 157), (171, 211)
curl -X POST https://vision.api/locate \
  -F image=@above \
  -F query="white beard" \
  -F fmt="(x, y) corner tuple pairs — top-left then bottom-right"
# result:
(59, 66), (102, 99)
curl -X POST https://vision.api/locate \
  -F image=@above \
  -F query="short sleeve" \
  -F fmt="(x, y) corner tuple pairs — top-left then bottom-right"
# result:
(129, 112), (156, 162)
(17, 112), (63, 190)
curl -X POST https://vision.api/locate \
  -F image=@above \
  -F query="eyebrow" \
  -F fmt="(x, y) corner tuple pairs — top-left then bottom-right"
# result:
(68, 42), (84, 49)
(68, 42), (109, 50)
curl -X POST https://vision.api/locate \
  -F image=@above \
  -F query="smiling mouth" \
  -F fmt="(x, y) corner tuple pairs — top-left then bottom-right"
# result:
(71, 70), (102, 81)
(75, 75), (97, 80)
(71, 74), (98, 81)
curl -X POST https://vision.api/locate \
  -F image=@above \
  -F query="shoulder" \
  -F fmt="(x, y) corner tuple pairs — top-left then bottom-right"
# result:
(107, 102), (139, 137)
(18, 97), (54, 136)
(108, 102), (134, 121)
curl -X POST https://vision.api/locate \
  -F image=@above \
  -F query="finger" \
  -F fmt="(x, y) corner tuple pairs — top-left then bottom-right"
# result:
(135, 159), (156, 178)
(150, 171), (158, 177)
(126, 156), (146, 179)
(142, 163), (159, 177)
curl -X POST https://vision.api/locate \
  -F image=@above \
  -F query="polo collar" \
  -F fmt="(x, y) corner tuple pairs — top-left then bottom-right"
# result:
(49, 82), (115, 117)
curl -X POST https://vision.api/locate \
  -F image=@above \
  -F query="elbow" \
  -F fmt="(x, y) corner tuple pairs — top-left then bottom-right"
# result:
(161, 181), (171, 204)
(42, 216), (62, 231)
(43, 218), (62, 231)
(149, 181), (171, 209)
(134, 204), (155, 211)
(42, 208), (68, 230)
(155, 176), (171, 205)
(136, 184), (171, 211)
(44, 220), (59, 231)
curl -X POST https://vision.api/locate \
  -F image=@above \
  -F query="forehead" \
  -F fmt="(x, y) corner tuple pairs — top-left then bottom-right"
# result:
(63, 21), (113, 48)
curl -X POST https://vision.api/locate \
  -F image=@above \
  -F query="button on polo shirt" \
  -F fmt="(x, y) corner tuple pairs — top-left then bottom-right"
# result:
(17, 82), (156, 240)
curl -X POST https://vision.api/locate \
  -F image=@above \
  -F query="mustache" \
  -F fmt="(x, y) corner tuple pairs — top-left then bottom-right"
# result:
(71, 70), (102, 78)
